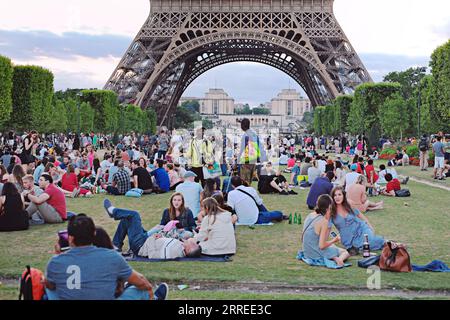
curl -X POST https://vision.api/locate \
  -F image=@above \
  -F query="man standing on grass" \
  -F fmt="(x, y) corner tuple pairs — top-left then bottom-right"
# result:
(433, 136), (446, 180)
(237, 118), (267, 186)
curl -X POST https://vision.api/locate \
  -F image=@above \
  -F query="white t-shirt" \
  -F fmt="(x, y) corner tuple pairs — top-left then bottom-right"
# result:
(138, 237), (185, 259)
(379, 168), (398, 183)
(227, 186), (262, 225)
(317, 160), (327, 173)
(100, 160), (113, 172)
(345, 172), (361, 192)
(279, 154), (289, 165)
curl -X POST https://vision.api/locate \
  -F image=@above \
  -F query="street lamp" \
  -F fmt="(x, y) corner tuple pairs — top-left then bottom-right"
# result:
(417, 81), (421, 138)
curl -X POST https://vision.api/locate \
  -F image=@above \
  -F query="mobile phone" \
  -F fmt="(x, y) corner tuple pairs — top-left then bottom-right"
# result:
(330, 232), (338, 238)
(58, 230), (70, 252)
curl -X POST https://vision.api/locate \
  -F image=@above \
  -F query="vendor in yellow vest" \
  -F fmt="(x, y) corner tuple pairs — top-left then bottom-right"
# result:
(237, 118), (267, 186)
(186, 126), (213, 187)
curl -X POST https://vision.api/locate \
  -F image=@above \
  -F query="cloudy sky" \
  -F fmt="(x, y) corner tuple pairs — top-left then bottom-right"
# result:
(0, 0), (449, 106)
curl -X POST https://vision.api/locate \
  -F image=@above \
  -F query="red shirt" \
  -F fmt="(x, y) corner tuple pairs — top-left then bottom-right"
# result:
(287, 158), (296, 168)
(45, 184), (67, 220)
(356, 163), (364, 174)
(365, 165), (379, 184)
(386, 179), (401, 193)
(61, 173), (79, 192)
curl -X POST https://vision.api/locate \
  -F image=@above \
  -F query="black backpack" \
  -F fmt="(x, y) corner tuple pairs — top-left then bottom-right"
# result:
(395, 189), (411, 197)
(419, 138), (428, 152)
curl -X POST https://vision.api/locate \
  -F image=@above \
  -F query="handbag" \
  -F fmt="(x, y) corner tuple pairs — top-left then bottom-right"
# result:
(358, 255), (381, 268)
(395, 189), (411, 197)
(379, 241), (412, 272)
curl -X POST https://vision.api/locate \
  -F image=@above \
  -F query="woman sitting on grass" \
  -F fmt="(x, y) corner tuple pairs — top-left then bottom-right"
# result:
(61, 165), (93, 198)
(194, 197), (236, 256)
(330, 186), (385, 256)
(0, 182), (29, 232)
(146, 192), (196, 240)
(347, 175), (384, 213)
(302, 194), (349, 266)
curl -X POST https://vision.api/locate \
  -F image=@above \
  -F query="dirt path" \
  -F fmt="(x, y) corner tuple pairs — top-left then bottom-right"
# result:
(175, 280), (449, 299)
(2, 278), (448, 299)
(409, 177), (450, 192)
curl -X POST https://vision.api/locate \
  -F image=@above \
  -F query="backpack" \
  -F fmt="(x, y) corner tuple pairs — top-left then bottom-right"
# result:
(419, 138), (428, 152)
(19, 266), (45, 300)
(395, 189), (411, 197)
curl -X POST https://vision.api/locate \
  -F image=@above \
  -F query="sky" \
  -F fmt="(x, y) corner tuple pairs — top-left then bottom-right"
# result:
(0, 0), (449, 106)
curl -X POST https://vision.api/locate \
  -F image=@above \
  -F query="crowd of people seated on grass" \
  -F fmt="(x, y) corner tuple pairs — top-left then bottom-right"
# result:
(1, 126), (448, 300)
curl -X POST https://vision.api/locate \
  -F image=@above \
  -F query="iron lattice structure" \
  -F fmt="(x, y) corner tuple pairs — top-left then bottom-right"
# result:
(105, 0), (372, 126)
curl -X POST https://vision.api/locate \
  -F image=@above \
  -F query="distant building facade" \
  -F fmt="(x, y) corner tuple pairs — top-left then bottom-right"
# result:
(179, 88), (311, 131)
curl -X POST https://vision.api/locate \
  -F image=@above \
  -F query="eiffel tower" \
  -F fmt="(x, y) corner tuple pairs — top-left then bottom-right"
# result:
(105, 0), (372, 126)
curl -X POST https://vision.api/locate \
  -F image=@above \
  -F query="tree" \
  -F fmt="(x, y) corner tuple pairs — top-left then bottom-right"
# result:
(65, 98), (79, 133)
(0, 55), (13, 129)
(252, 107), (271, 115)
(417, 75), (437, 134)
(174, 104), (202, 129)
(80, 90), (120, 133)
(429, 39), (450, 132)
(333, 95), (353, 134)
(235, 104), (252, 115)
(313, 106), (326, 135)
(79, 102), (95, 133)
(123, 104), (145, 133)
(379, 94), (408, 140)
(384, 67), (427, 100)
(302, 110), (314, 133)
(11, 65), (54, 132)
(48, 99), (68, 133)
(145, 108), (157, 135)
(347, 83), (401, 148)
(181, 100), (200, 113)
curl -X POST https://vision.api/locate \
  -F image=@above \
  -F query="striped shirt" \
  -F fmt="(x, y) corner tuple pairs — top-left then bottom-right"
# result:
(138, 237), (185, 259)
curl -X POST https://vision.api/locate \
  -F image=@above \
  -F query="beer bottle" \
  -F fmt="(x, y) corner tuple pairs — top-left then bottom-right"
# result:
(297, 213), (302, 225)
(288, 213), (293, 225)
(363, 234), (370, 258)
(294, 213), (298, 224)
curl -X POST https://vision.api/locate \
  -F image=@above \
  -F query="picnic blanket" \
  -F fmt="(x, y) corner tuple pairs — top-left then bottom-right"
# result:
(125, 254), (233, 263)
(296, 251), (352, 269)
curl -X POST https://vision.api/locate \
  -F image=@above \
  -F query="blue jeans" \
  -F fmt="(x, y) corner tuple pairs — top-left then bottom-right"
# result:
(112, 208), (148, 254)
(45, 286), (150, 300)
(257, 211), (283, 224)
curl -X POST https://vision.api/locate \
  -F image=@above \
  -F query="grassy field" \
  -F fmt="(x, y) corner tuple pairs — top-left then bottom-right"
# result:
(0, 171), (449, 300)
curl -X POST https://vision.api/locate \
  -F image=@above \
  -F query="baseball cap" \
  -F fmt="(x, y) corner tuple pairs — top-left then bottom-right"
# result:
(184, 171), (198, 178)
(350, 164), (358, 171)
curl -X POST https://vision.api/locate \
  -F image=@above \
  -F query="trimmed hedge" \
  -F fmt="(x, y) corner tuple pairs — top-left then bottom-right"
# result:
(0, 55), (14, 129)
(11, 65), (54, 132)
(80, 90), (119, 133)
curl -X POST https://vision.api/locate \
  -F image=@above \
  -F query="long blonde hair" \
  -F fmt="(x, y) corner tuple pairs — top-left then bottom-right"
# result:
(201, 197), (225, 225)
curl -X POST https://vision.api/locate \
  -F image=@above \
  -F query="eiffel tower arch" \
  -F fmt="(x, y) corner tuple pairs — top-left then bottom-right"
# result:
(105, 0), (372, 126)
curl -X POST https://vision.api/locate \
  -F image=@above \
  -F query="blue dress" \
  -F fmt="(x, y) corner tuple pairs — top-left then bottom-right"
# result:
(303, 214), (340, 260)
(330, 209), (385, 251)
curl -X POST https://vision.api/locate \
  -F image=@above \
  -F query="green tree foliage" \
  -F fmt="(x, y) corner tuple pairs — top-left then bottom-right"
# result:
(202, 119), (214, 130)
(0, 55), (13, 129)
(429, 39), (450, 132)
(417, 75), (436, 134)
(79, 102), (95, 133)
(252, 107), (271, 115)
(122, 104), (145, 133)
(80, 90), (120, 133)
(174, 104), (202, 128)
(313, 106), (326, 135)
(347, 83), (401, 135)
(302, 110), (314, 133)
(384, 67), (427, 99)
(48, 99), (68, 133)
(235, 104), (252, 115)
(11, 65), (54, 132)
(181, 100), (200, 113)
(145, 108), (157, 135)
(379, 94), (408, 140)
(333, 95), (353, 134)
(65, 98), (79, 133)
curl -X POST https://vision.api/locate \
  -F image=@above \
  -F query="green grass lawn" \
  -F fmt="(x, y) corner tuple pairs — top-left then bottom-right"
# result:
(0, 176), (449, 300)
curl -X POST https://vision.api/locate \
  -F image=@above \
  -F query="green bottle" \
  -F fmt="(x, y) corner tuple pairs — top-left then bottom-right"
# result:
(294, 213), (298, 224)
(297, 213), (302, 225)
(288, 213), (293, 225)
